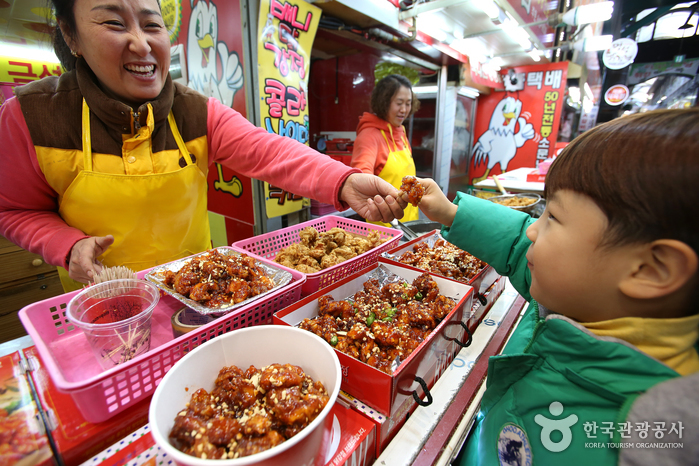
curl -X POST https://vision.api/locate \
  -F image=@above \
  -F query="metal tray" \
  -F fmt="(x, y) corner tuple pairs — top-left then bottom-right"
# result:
(145, 247), (293, 316)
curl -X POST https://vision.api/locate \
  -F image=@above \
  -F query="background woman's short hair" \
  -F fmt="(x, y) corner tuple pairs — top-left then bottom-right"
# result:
(370, 74), (420, 121)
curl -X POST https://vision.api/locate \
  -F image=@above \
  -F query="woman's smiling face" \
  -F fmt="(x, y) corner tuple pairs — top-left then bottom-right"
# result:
(64, 0), (171, 108)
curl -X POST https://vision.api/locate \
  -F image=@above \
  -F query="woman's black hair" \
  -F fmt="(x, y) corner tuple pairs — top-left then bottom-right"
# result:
(48, 0), (78, 71)
(370, 74), (420, 122)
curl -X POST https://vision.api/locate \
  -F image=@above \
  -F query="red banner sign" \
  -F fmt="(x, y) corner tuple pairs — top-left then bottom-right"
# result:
(469, 61), (568, 185)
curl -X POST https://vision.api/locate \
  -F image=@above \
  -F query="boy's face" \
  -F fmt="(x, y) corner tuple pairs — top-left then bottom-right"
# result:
(525, 190), (631, 322)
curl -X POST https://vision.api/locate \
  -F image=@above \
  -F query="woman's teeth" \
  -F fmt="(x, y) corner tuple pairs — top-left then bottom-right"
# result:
(125, 65), (155, 75)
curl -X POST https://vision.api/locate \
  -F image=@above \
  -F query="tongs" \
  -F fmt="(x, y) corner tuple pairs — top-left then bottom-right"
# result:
(391, 219), (420, 241)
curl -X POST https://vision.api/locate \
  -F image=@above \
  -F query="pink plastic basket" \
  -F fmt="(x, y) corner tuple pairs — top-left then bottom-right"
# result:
(18, 250), (305, 424)
(231, 216), (402, 296)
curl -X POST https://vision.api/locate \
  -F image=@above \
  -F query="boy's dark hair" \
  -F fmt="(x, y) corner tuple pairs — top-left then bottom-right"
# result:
(370, 74), (420, 122)
(545, 108), (699, 257)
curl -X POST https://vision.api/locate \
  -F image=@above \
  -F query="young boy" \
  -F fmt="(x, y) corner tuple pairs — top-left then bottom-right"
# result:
(414, 108), (699, 465)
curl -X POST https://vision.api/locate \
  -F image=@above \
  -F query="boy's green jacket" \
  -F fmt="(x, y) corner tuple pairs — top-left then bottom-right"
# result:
(441, 194), (682, 466)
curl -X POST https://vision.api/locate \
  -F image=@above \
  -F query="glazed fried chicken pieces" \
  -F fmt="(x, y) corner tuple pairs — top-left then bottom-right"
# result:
(299, 272), (456, 374)
(399, 176), (425, 206)
(169, 363), (329, 460)
(397, 239), (487, 284)
(163, 250), (275, 308)
(275, 227), (386, 273)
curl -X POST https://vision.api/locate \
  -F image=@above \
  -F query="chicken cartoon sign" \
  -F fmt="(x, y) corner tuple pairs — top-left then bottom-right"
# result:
(186, 0), (244, 107)
(472, 96), (535, 183)
(469, 62), (568, 185)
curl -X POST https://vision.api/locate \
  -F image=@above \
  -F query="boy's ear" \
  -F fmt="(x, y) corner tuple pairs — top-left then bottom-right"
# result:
(619, 240), (698, 299)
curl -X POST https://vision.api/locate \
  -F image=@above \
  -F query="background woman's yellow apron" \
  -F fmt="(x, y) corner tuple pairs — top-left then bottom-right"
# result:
(369, 127), (420, 227)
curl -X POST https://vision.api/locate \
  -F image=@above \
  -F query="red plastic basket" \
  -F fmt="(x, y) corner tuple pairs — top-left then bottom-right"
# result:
(18, 250), (305, 424)
(231, 216), (402, 296)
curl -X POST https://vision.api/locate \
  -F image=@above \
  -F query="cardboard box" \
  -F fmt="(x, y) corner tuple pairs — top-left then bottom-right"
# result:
(0, 351), (54, 466)
(82, 402), (375, 466)
(23, 346), (150, 466)
(382, 232), (501, 300)
(274, 262), (474, 419)
(321, 401), (376, 466)
(526, 170), (547, 183)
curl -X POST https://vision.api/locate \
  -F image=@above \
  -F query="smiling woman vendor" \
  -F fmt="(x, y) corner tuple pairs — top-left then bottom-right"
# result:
(351, 74), (420, 227)
(0, 0), (408, 291)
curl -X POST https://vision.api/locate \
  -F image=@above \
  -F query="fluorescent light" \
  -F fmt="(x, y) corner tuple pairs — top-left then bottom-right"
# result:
(502, 16), (534, 49)
(417, 17), (448, 42)
(562, 1), (614, 26)
(568, 86), (581, 103)
(0, 43), (60, 63)
(528, 49), (542, 61)
(487, 57), (504, 70)
(584, 82), (594, 100)
(583, 96), (594, 113)
(413, 85), (439, 94)
(480, 0), (502, 19)
(573, 34), (614, 52)
(458, 86), (480, 98)
(450, 38), (489, 59)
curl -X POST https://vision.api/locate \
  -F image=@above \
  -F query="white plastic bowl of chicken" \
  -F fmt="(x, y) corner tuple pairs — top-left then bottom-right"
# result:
(149, 326), (341, 466)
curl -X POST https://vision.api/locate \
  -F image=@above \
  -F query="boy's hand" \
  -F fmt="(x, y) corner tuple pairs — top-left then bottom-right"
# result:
(410, 178), (458, 227)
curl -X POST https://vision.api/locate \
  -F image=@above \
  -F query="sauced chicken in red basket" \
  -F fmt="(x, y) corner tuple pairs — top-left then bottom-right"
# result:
(397, 239), (487, 284)
(162, 249), (275, 308)
(169, 363), (329, 460)
(299, 272), (456, 374)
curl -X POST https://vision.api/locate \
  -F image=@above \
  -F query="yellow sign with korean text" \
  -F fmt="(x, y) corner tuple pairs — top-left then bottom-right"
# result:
(258, 0), (320, 218)
(0, 57), (61, 85)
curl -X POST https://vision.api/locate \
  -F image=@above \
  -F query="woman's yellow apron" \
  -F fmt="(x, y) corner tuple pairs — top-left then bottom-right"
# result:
(57, 99), (211, 291)
(370, 126), (420, 227)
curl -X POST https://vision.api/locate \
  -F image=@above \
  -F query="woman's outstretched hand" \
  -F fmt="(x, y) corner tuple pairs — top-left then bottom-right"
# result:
(68, 235), (115, 283)
(340, 173), (408, 223)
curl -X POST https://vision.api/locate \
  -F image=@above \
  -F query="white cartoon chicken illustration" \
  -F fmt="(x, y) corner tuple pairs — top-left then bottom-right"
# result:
(187, 0), (244, 107)
(472, 96), (535, 183)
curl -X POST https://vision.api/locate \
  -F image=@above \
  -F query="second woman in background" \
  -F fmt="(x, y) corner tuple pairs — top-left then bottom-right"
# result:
(351, 74), (420, 227)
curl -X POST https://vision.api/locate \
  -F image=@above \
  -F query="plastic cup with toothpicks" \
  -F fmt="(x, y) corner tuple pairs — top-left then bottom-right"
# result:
(67, 279), (159, 371)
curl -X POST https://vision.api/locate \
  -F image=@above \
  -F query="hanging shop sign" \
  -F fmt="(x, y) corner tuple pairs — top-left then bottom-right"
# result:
(578, 104), (599, 133)
(469, 61), (568, 185)
(604, 84), (629, 106)
(627, 58), (699, 86)
(258, 0), (320, 218)
(603, 38), (638, 70)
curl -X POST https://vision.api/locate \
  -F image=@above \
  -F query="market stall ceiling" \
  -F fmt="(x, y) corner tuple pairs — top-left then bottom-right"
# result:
(0, 0), (54, 45)
(310, 0), (553, 69)
(1, 0), (551, 68)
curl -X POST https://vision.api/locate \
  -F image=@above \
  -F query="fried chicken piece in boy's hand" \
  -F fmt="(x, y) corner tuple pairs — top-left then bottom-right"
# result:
(399, 176), (425, 207)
